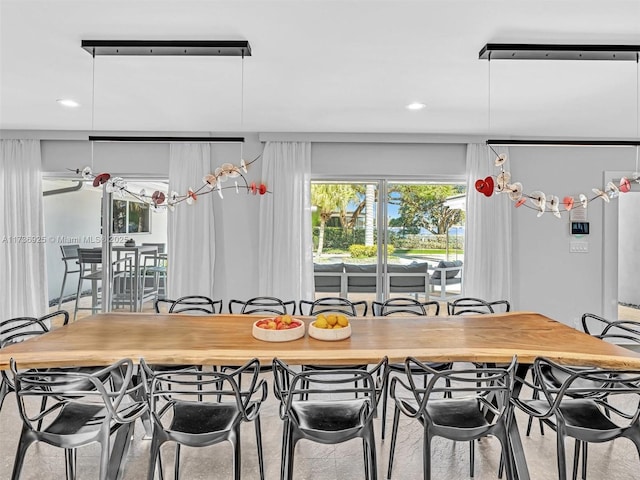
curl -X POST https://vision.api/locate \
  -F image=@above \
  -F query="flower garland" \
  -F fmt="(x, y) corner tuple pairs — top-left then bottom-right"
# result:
(71, 155), (269, 211)
(475, 146), (633, 217)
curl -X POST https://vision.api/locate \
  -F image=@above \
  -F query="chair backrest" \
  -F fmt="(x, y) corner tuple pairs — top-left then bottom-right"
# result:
(141, 357), (266, 425)
(272, 356), (387, 415)
(158, 296), (222, 314)
(11, 357), (147, 433)
(60, 244), (80, 261)
(533, 357), (640, 426)
(77, 247), (103, 266)
(598, 320), (640, 346)
(581, 312), (615, 336)
(299, 297), (368, 316)
(0, 317), (49, 346)
(371, 297), (440, 316)
(448, 297), (500, 315)
(400, 356), (516, 427)
(228, 296), (296, 315)
(142, 242), (166, 254)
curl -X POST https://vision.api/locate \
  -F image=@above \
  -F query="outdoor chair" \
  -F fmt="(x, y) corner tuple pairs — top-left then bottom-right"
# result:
(74, 248), (132, 320)
(370, 298), (449, 440)
(228, 296), (296, 315)
(272, 357), (388, 480)
(141, 357), (268, 480)
(512, 357), (640, 480)
(141, 243), (167, 302)
(57, 244), (81, 309)
(387, 356), (517, 480)
(10, 357), (147, 480)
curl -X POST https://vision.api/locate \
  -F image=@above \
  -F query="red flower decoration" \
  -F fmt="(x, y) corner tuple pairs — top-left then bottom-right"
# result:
(515, 197), (526, 208)
(562, 196), (574, 211)
(152, 191), (166, 205)
(250, 182), (257, 195)
(92, 173), (111, 187)
(259, 183), (267, 195)
(474, 176), (494, 197)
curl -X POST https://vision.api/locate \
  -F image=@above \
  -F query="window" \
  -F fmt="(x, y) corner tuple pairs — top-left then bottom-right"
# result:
(113, 199), (150, 234)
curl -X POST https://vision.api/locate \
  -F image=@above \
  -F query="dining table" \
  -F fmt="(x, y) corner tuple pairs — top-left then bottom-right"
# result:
(2, 310), (640, 480)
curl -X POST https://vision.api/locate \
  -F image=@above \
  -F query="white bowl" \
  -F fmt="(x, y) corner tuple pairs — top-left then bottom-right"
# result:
(252, 318), (305, 342)
(308, 321), (352, 341)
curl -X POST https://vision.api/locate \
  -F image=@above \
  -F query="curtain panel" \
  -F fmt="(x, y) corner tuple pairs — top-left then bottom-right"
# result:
(258, 141), (314, 302)
(167, 144), (216, 299)
(463, 143), (512, 302)
(0, 139), (48, 322)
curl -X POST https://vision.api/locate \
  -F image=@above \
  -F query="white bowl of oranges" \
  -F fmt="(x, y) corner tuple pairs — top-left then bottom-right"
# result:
(252, 315), (305, 342)
(308, 313), (352, 341)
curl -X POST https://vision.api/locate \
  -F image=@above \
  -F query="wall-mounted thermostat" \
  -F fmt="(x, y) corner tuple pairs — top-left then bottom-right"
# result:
(570, 221), (589, 235)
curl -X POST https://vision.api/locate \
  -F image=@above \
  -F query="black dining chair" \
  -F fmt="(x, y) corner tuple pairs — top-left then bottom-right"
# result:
(141, 357), (268, 480)
(448, 297), (511, 315)
(154, 295), (223, 314)
(299, 296), (368, 316)
(512, 357), (640, 480)
(370, 298), (448, 440)
(10, 357), (148, 480)
(228, 296), (296, 315)
(387, 356), (517, 480)
(272, 357), (388, 480)
(0, 311), (69, 411)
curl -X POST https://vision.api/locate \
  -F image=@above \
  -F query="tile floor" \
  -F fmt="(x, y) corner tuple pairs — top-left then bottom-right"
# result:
(1, 368), (639, 480)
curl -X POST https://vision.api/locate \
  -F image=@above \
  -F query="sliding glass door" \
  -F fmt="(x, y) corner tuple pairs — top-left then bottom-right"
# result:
(311, 179), (465, 303)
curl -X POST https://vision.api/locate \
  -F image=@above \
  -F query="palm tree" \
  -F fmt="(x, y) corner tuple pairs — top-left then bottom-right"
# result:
(311, 184), (357, 255)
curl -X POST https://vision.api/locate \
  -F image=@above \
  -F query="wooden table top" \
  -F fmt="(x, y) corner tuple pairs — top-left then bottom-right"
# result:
(2, 311), (640, 370)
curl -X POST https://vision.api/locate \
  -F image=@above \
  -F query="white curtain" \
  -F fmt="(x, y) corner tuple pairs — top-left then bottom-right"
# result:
(167, 144), (216, 299)
(258, 141), (314, 302)
(0, 140), (48, 321)
(463, 143), (512, 302)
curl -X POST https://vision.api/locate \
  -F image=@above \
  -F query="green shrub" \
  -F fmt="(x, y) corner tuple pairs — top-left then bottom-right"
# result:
(348, 244), (395, 258)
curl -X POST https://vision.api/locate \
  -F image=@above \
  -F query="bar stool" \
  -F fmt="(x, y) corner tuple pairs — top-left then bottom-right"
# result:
(57, 244), (80, 310)
(73, 248), (132, 320)
(141, 243), (167, 302)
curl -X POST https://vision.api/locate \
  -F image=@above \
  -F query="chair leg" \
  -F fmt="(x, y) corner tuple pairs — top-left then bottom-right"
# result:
(469, 440), (475, 477)
(572, 441), (580, 480)
(254, 415), (265, 480)
(59, 265), (69, 310)
(423, 429), (432, 480)
(231, 429), (241, 480)
(147, 435), (162, 480)
(0, 377), (9, 411)
(581, 442), (588, 480)
(366, 430), (378, 480)
(387, 405), (401, 479)
(363, 438), (370, 480)
(73, 276), (83, 321)
(556, 428), (568, 480)
(174, 444), (181, 480)
(280, 420), (290, 480)
(381, 373), (389, 440)
(286, 433), (299, 480)
(65, 448), (76, 480)
(11, 427), (36, 480)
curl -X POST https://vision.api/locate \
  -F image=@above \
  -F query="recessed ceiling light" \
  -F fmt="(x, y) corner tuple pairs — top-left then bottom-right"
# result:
(406, 102), (426, 111)
(56, 98), (80, 108)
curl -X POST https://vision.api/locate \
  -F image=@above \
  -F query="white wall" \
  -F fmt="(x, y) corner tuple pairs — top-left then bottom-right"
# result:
(509, 146), (635, 327)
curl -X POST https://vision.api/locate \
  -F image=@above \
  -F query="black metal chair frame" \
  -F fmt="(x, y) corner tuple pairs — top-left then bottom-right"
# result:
(272, 357), (388, 480)
(10, 357), (147, 480)
(0, 311), (69, 411)
(141, 358), (268, 480)
(154, 295), (223, 314)
(387, 356), (517, 480)
(448, 297), (509, 315)
(512, 357), (640, 480)
(369, 298), (448, 440)
(299, 296), (368, 316)
(228, 296), (296, 315)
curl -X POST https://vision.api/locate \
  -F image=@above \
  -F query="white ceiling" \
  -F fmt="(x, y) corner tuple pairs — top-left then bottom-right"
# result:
(2, 0), (640, 138)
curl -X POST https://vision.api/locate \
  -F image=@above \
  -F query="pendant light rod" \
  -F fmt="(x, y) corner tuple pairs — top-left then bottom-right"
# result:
(88, 136), (244, 143)
(487, 139), (640, 147)
(82, 40), (251, 57)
